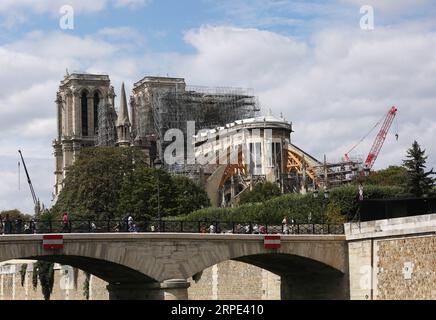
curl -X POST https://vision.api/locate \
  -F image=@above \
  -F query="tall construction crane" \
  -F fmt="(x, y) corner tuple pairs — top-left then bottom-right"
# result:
(18, 150), (39, 212)
(364, 106), (398, 170)
(345, 106), (398, 171)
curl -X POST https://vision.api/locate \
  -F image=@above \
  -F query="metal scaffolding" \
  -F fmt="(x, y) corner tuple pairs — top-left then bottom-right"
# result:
(96, 100), (117, 147)
(136, 84), (260, 165)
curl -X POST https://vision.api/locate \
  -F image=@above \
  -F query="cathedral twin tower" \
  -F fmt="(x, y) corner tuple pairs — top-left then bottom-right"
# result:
(53, 73), (134, 196)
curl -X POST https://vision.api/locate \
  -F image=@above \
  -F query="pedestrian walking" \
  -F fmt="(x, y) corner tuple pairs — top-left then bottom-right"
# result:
(209, 223), (215, 234)
(200, 225), (207, 234)
(62, 212), (70, 233)
(259, 225), (266, 234)
(128, 215), (136, 232)
(282, 216), (289, 234)
(4, 214), (12, 234)
(15, 219), (23, 234)
(29, 219), (36, 234)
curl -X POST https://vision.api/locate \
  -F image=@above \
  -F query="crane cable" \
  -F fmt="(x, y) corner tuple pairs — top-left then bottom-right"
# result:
(345, 112), (386, 157)
(18, 160), (21, 191)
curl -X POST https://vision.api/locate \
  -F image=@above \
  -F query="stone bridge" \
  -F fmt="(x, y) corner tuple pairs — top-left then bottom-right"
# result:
(0, 233), (348, 300)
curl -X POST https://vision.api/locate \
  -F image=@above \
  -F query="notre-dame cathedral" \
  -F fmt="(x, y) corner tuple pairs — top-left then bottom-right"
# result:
(52, 72), (260, 197)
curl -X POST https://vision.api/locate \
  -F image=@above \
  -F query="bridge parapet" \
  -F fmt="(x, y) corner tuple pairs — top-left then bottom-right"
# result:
(0, 232), (348, 300)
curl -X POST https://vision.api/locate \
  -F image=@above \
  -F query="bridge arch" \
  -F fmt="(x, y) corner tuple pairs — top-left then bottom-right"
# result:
(0, 233), (348, 300)
(184, 237), (349, 300)
(183, 235), (347, 277)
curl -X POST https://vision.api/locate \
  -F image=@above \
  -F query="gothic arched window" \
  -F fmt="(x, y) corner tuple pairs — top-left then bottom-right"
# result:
(94, 92), (100, 134)
(81, 91), (88, 136)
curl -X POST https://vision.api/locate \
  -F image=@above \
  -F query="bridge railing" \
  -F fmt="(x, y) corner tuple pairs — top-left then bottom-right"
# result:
(0, 219), (345, 235)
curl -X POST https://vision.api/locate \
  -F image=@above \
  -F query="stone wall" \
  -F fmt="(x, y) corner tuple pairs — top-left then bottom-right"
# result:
(376, 235), (435, 300)
(0, 260), (280, 300)
(345, 213), (436, 300)
(0, 262), (109, 300)
(188, 261), (280, 300)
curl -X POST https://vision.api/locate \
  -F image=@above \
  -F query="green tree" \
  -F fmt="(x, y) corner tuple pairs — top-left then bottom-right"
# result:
(403, 141), (435, 197)
(52, 147), (149, 220)
(0, 209), (32, 220)
(117, 169), (210, 219)
(52, 147), (210, 221)
(117, 168), (176, 219)
(239, 182), (282, 204)
(354, 166), (408, 188)
(172, 175), (210, 215)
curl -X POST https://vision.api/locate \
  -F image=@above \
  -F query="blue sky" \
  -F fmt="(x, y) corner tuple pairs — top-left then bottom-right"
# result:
(1, 0), (436, 213)
(5, 1), (434, 50)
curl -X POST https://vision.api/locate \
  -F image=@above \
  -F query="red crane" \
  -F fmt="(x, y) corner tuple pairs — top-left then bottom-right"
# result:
(345, 106), (398, 170)
(364, 106), (398, 170)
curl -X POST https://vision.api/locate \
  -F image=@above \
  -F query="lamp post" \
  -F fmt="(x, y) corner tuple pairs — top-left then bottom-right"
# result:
(312, 188), (319, 220)
(323, 188), (329, 225)
(154, 158), (163, 231)
(313, 187), (329, 225)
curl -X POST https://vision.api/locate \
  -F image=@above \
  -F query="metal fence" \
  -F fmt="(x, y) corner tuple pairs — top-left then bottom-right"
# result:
(0, 219), (345, 235)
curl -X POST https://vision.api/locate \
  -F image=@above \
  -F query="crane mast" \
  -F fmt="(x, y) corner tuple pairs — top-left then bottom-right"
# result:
(364, 106), (398, 170)
(18, 150), (38, 208)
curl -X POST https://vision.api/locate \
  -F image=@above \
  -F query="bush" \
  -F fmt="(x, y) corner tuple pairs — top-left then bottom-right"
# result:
(180, 185), (404, 223)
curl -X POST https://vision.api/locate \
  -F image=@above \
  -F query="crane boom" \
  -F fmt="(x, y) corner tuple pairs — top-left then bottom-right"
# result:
(18, 150), (38, 207)
(364, 106), (398, 170)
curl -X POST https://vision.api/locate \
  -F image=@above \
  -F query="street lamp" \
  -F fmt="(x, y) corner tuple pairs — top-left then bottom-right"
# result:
(322, 188), (329, 224)
(154, 158), (163, 231)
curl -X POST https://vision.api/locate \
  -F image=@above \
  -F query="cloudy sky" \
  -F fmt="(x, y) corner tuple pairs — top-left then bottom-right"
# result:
(1, 0), (436, 214)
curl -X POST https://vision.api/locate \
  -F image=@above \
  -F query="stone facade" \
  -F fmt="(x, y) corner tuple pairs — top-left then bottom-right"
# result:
(345, 213), (436, 300)
(376, 235), (435, 300)
(188, 261), (280, 300)
(0, 260), (279, 300)
(0, 262), (108, 300)
(53, 73), (115, 196)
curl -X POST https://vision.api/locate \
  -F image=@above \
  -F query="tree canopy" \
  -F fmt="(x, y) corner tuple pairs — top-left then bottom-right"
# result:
(403, 141), (435, 197)
(239, 182), (282, 204)
(353, 166), (408, 188)
(0, 209), (33, 220)
(51, 147), (210, 220)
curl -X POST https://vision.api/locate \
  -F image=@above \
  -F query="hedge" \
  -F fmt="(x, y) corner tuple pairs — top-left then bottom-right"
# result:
(177, 185), (404, 224)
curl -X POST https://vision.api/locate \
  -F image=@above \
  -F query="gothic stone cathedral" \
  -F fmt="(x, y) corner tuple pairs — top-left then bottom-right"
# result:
(52, 72), (260, 199)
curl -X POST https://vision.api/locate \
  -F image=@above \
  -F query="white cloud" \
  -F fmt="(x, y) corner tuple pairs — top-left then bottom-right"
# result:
(113, 0), (152, 10)
(5, 31), (118, 60)
(0, 0), (107, 14)
(173, 26), (307, 90)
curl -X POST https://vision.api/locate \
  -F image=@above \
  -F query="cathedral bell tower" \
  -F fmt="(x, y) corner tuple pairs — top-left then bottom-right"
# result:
(53, 73), (112, 196)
